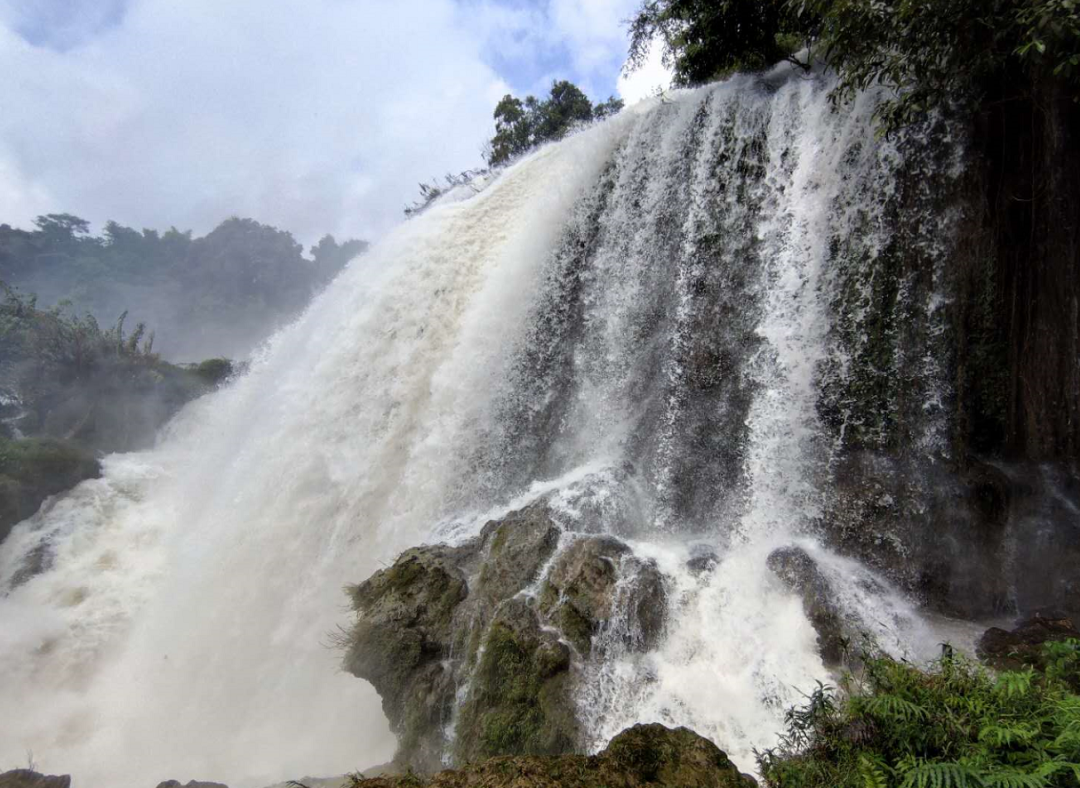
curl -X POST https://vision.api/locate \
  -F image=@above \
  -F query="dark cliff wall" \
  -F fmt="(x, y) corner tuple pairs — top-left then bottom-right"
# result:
(959, 71), (1080, 463)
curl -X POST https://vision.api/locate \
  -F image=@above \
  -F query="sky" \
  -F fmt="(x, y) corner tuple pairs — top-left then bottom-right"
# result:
(0, 0), (671, 247)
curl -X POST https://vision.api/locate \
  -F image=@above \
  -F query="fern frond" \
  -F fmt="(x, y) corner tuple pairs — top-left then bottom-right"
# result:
(898, 761), (985, 788)
(981, 769), (1049, 788)
(979, 723), (1039, 747)
(859, 753), (891, 788)
(996, 671), (1035, 700)
(865, 693), (931, 721)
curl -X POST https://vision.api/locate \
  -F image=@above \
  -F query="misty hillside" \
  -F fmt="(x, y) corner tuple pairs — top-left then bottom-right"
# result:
(0, 214), (366, 361)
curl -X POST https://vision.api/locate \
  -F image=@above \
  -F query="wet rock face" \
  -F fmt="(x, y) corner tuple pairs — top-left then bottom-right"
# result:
(344, 500), (668, 772)
(0, 771), (71, 788)
(823, 453), (1080, 624)
(976, 613), (1080, 672)
(539, 536), (666, 655)
(352, 723), (756, 788)
(345, 543), (474, 770)
(766, 546), (848, 667)
(824, 453), (1016, 619)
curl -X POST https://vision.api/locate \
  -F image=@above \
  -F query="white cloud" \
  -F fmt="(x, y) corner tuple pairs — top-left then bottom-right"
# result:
(616, 34), (672, 105)
(0, 0), (656, 245)
(549, 0), (639, 86)
(0, 0), (512, 244)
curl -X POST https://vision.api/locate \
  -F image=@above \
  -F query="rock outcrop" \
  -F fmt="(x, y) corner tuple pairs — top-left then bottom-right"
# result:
(350, 724), (756, 788)
(0, 437), (101, 544)
(344, 501), (667, 772)
(0, 772), (71, 788)
(766, 546), (851, 667)
(976, 613), (1080, 672)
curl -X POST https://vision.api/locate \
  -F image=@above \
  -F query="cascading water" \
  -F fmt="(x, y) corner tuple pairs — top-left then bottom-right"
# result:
(1, 65), (966, 786)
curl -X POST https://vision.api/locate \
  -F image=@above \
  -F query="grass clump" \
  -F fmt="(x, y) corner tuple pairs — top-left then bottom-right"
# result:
(759, 642), (1080, 788)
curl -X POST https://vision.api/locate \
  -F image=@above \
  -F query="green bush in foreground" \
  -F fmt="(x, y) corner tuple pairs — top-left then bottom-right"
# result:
(759, 642), (1080, 788)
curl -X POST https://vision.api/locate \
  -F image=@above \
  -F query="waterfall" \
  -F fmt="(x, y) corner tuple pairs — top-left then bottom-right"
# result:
(0, 65), (965, 786)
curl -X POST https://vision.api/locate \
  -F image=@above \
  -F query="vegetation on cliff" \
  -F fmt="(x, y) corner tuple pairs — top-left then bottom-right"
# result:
(0, 214), (365, 359)
(759, 640), (1080, 788)
(486, 81), (624, 167)
(629, 0), (1079, 129)
(0, 282), (235, 540)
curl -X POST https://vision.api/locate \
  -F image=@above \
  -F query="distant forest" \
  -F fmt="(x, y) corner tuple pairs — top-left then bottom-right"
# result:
(0, 214), (366, 360)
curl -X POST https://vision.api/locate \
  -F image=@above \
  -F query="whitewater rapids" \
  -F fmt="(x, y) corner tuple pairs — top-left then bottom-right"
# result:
(0, 67), (962, 786)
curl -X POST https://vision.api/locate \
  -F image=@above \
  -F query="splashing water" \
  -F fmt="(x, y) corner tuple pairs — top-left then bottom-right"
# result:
(0, 66), (961, 786)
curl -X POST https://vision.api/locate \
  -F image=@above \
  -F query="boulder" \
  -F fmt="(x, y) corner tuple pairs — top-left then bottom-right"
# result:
(686, 552), (719, 576)
(344, 542), (476, 772)
(351, 724), (755, 788)
(0, 437), (101, 545)
(452, 598), (578, 763)
(976, 613), (1080, 671)
(539, 536), (666, 655)
(0, 771), (70, 788)
(344, 501), (668, 773)
(766, 546), (848, 666)
(155, 782), (229, 788)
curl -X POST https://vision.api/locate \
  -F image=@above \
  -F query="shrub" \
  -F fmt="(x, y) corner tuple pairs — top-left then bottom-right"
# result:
(759, 642), (1080, 787)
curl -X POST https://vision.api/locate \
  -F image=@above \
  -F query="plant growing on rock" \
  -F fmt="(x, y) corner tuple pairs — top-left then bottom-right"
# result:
(758, 642), (1080, 787)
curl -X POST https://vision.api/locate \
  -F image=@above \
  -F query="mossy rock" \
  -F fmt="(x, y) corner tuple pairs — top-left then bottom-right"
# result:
(343, 502), (670, 773)
(454, 599), (578, 764)
(191, 358), (235, 386)
(352, 724), (756, 788)
(476, 503), (561, 607)
(0, 437), (100, 543)
(539, 535), (666, 656)
(345, 546), (470, 709)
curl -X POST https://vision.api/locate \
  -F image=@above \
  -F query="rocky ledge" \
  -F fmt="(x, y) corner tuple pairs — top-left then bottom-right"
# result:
(350, 724), (756, 788)
(343, 500), (666, 772)
(976, 612), (1080, 672)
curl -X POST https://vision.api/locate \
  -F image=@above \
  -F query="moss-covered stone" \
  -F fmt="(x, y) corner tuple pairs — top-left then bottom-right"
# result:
(352, 724), (756, 788)
(344, 501), (670, 773)
(538, 535), (666, 657)
(475, 503), (561, 608)
(0, 437), (101, 543)
(190, 357), (235, 386)
(454, 599), (577, 764)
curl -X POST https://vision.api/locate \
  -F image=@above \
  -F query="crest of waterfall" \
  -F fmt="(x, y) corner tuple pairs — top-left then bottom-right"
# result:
(0, 65), (966, 787)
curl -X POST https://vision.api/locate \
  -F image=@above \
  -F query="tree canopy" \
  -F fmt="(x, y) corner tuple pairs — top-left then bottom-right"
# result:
(486, 80), (624, 167)
(0, 215), (367, 359)
(628, 0), (1080, 131)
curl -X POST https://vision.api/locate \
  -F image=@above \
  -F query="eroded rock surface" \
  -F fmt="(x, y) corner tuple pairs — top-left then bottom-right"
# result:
(350, 724), (756, 788)
(976, 613), (1080, 671)
(344, 500), (668, 772)
(766, 546), (849, 666)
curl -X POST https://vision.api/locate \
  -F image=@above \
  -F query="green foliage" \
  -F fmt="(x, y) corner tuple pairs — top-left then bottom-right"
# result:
(628, 0), (809, 86)
(0, 435), (101, 535)
(486, 81), (624, 166)
(0, 281), (219, 454)
(759, 643), (1080, 788)
(628, 0), (1080, 132)
(0, 214), (367, 359)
